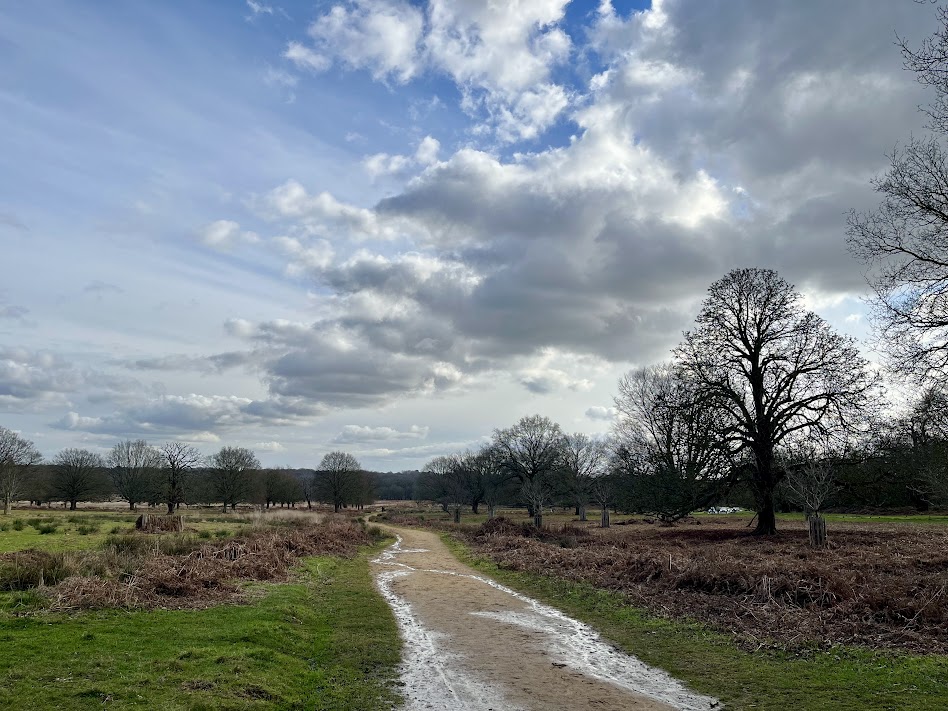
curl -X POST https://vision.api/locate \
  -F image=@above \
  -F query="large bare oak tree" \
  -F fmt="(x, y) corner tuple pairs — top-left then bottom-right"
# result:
(675, 268), (879, 535)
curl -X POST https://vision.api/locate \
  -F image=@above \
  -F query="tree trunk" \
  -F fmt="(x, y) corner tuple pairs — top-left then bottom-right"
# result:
(453, 506), (461, 524)
(600, 506), (610, 528)
(579, 504), (587, 522)
(487, 503), (496, 519)
(754, 486), (778, 535)
(69, 500), (77, 511)
(167, 502), (174, 515)
(3, 499), (8, 515)
(808, 514), (827, 548)
(471, 500), (479, 514)
(334, 502), (341, 513)
(533, 512), (543, 528)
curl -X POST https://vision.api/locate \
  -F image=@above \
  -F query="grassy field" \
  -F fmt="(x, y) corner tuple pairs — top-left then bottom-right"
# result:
(442, 534), (948, 711)
(0, 508), (402, 710)
(0, 508), (261, 554)
(394, 504), (948, 529)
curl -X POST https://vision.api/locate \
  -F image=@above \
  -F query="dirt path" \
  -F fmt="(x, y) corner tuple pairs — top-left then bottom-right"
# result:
(372, 526), (719, 711)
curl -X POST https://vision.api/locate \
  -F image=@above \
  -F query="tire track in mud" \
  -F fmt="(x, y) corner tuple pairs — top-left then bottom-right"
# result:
(372, 526), (719, 711)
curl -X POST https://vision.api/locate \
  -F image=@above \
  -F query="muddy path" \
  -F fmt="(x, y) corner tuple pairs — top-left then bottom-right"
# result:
(372, 526), (719, 711)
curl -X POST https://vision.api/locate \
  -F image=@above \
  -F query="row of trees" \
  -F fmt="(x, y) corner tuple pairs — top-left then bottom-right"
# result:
(0, 433), (375, 514)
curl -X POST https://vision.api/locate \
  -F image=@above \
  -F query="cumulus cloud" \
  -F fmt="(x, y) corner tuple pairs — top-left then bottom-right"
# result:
(242, 0), (936, 407)
(304, 1), (424, 83)
(284, 0), (574, 140)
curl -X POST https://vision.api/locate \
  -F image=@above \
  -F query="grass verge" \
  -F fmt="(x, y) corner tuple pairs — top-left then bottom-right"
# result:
(0, 544), (401, 710)
(441, 534), (948, 711)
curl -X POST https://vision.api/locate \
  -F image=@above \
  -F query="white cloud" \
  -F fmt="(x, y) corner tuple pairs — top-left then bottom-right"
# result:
(261, 180), (395, 240)
(414, 135), (439, 165)
(254, 440), (286, 452)
(284, 41), (330, 73)
(363, 135), (441, 179)
(198, 220), (260, 249)
(304, 1), (424, 83)
(285, 0), (574, 141)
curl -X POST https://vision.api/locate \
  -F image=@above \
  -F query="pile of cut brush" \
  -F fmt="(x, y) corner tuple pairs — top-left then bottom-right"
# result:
(40, 518), (372, 611)
(461, 517), (948, 654)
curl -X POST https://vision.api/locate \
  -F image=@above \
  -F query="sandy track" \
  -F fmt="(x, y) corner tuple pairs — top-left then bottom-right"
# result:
(372, 526), (719, 711)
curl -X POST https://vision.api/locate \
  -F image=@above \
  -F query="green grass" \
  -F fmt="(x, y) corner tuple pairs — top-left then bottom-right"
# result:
(0, 546), (402, 710)
(0, 510), (258, 554)
(441, 534), (948, 711)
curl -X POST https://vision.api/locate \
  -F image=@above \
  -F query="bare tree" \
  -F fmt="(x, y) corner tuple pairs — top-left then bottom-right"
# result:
(613, 364), (732, 523)
(315, 451), (361, 513)
(560, 433), (607, 522)
(209, 446), (259, 512)
(898, 387), (948, 505)
(784, 451), (839, 548)
(0, 427), (41, 515)
(847, 8), (948, 384)
(159, 442), (202, 514)
(468, 445), (513, 519)
(675, 268), (879, 535)
(107, 439), (161, 510)
(52, 449), (105, 510)
(591, 448), (619, 528)
(493, 414), (565, 523)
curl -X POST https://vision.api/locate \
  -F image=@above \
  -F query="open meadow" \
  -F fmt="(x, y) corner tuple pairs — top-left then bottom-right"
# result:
(0, 505), (401, 710)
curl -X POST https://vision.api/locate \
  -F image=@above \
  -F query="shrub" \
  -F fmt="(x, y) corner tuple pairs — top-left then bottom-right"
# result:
(198, 530), (211, 539)
(76, 525), (98, 536)
(12, 519), (24, 531)
(38, 524), (58, 535)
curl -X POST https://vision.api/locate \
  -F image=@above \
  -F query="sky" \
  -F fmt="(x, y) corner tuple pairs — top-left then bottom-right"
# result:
(0, 0), (938, 471)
